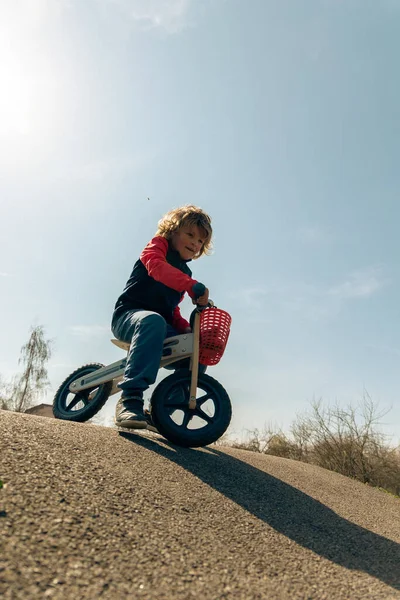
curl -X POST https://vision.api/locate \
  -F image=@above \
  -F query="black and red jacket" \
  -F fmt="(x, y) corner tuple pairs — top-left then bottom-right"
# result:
(113, 236), (198, 332)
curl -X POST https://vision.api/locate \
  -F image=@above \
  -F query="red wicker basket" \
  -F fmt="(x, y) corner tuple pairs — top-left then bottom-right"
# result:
(198, 307), (232, 366)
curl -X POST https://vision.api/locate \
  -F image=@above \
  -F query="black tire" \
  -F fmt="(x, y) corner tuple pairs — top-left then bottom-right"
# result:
(150, 370), (232, 448)
(53, 363), (113, 422)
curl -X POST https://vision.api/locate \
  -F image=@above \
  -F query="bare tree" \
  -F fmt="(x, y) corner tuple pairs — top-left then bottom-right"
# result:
(290, 417), (313, 462)
(304, 393), (391, 484)
(232, 425), (299, 458)
(0, 375), (11, 410)
(229, 394), (400, 495)
(232, 427), (267, 453)
(3, 325), (53, 413)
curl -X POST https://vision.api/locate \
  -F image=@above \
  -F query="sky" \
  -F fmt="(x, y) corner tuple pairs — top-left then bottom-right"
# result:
(1, 0), (400, 444)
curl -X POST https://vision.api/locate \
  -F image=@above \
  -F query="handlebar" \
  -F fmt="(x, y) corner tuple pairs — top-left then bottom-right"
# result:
(192, 282), (214, 310)
(192, 282), (206, 298)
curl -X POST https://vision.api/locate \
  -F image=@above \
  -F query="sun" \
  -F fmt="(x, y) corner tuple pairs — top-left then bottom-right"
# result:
(0, 32), (64, 141)
(0, 54), (32, 136)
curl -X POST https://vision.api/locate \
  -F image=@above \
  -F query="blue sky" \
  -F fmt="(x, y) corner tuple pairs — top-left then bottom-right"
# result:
(1, 0), (400, 443)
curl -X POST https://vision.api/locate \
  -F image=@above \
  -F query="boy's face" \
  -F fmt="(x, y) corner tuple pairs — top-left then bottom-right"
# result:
(171, 224), (206, 261)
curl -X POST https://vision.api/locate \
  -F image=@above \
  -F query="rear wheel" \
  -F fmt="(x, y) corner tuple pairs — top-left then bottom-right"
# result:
(150, 370), (232, 448)
(53, 363), (113, 422)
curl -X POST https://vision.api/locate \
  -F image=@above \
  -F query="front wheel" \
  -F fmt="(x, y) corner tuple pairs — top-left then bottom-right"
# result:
(150, 370), (232, 448)
(53, 363), (113, 422)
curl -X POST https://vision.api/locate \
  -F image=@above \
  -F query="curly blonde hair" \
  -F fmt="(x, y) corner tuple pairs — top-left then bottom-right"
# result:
(156, 205), (213, 258)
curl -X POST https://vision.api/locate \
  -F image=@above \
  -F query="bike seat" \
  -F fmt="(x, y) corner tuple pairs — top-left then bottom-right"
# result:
(110, 336), (181, 353)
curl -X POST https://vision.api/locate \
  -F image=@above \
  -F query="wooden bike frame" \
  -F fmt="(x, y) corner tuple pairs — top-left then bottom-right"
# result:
(188, 308), (201, 410)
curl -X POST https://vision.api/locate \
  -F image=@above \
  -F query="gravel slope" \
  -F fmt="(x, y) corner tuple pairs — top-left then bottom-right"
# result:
(1, 410), (399, 599)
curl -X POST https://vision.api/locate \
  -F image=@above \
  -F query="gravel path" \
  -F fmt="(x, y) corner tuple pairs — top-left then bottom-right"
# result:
(1, 410), (399, 599)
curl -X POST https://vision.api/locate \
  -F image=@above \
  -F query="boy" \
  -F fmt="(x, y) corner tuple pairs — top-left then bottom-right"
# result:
(112, 205), (212, 428)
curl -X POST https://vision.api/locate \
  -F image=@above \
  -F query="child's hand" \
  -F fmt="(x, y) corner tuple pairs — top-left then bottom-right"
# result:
(194, 288), (209, 306)
(183, 326), (192, 333)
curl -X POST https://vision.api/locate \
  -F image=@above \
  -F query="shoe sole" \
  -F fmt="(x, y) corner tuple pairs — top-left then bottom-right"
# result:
(146, 424), (158, 433)
(115, 419), (148, 429)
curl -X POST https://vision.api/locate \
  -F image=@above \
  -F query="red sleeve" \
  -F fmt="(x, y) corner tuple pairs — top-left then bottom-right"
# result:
(171, 304), (190, 333)
(140, 236), (198, 298)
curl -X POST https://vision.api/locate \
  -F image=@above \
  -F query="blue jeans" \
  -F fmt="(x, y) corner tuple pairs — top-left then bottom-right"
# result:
(111, 309), (176, 395)
(111, 309), (206, 396)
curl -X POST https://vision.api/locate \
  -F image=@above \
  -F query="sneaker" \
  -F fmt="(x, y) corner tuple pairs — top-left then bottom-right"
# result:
(115, 394), (147, 429)
(144, 408), (158, 432)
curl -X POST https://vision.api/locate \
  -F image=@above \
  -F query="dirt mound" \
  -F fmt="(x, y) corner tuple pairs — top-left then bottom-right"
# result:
(1, 410), (399, 599)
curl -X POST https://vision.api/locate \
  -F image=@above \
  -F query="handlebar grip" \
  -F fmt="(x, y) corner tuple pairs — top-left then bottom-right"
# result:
(192, 282), (206, 299)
